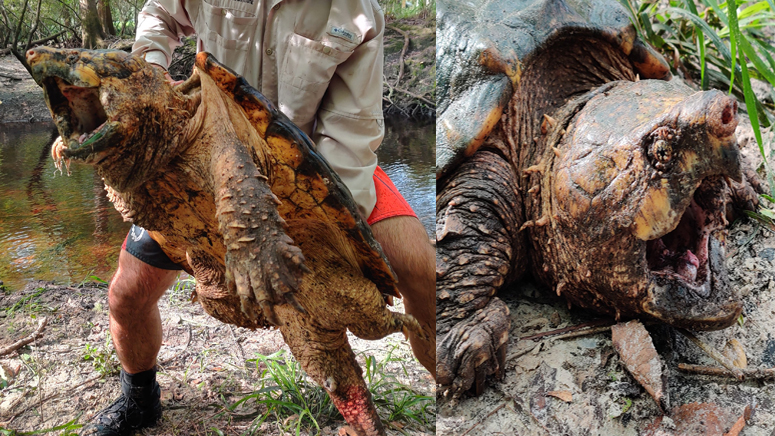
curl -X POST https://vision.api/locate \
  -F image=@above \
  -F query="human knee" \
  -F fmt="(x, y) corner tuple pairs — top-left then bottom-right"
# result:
(109, 250), (177, 311)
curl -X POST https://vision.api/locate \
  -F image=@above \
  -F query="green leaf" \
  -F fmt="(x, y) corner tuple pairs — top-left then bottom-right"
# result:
(728, 0), (739, 92)
(665, 7), (734, 65)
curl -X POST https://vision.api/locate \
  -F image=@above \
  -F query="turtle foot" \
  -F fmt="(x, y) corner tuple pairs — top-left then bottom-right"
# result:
(329, 385), (384, 436)
(217, 169), (309, 325)
(437, 297), (510, 397)
(224, 212), (309, 325)
(274, 305), (387, 436)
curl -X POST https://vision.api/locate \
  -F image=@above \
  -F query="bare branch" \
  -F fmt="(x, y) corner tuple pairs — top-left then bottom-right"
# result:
(12, 0), (30, 48)
(0, 317), (48, 357)
(24, 0), (45, 51)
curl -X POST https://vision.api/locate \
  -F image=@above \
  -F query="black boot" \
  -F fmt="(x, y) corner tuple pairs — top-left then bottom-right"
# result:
(81, 368), (162, 436)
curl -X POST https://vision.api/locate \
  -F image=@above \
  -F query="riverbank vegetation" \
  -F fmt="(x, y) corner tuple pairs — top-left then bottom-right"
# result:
(621, 0), (775, 228)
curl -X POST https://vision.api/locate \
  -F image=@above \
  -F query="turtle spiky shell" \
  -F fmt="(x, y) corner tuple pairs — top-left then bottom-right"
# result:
(436, 0), (671, 179)
(196, 53), (399, 297)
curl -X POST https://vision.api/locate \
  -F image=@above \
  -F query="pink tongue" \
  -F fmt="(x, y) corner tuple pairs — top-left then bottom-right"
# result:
(684, 250), (699, 268)
(79, 133), (88, 143)
(677, 250), (699, 282)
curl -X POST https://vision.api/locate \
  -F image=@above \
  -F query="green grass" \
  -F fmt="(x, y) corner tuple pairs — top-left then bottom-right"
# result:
(3, 288), (49, 316)
(220, 347), (434, 435)
(0, 418), (81, 436)
(620, 0), (775, 229)
(82, 332), (119, 377)
(380, 0), (436, 20)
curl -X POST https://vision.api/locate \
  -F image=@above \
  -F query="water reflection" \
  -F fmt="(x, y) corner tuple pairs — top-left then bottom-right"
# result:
(0, 120), (435, 291)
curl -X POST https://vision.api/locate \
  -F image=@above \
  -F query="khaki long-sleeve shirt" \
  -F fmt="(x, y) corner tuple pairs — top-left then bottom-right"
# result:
(132, 0), (385, 217)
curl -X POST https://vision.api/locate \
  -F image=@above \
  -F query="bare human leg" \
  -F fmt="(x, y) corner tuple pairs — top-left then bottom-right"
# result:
(371, 215), (436, 379)
(108, 249), (178, 373)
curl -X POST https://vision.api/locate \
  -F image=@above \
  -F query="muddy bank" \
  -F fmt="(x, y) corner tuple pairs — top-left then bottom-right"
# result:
(0, 279), (435, 435)
(0, 60), (50, 124)
(437, 124), (775, 435)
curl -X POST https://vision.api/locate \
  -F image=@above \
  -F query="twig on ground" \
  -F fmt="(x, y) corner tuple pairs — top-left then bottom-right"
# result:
(678, 363), (775, 380)
(387, 25), (409, 87)
(0, 317), (48, 357)
(519, 319), (613, 341)
(506, 343), (540, 362)
(724, 405), (753, 436)
(0, 373), (102, 426)
(675, 328), (744, 380)
(460, 402), (507, 436)
(553, 325), (613, 340)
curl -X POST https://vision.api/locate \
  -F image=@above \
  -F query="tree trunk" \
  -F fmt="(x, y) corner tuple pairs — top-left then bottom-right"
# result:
(80, 0), (105, 48)
(97, 0), (115, 36)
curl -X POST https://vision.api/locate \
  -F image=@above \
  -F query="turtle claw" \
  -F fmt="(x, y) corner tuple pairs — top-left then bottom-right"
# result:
(437, 297), (510, 397)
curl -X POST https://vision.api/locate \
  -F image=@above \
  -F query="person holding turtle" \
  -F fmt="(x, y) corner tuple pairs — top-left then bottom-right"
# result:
(81, 1), (435, 434)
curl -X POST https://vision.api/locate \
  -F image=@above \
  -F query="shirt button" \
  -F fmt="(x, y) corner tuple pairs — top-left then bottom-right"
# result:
(266, 48), (274, 56)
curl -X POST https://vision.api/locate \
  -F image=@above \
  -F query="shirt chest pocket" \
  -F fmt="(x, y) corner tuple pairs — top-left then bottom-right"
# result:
(278, 33), (354, 127)
(198, 0), (257, 73)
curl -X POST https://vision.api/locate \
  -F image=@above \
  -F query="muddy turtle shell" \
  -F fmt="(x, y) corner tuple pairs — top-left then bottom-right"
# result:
(436, 0), (671, 179)
(195, 53), (399, 298)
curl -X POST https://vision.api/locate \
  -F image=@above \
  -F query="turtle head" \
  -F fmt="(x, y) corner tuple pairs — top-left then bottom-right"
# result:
(27, 46), (195, 191)
(549, 79), (743, 330)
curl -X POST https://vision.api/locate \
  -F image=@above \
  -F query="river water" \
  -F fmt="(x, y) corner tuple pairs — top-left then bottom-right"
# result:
(0, 119), (434, 291)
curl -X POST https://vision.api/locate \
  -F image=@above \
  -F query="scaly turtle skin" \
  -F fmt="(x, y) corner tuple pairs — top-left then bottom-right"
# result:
(27, 46), (419, 436)
(436, 0), (764, 397)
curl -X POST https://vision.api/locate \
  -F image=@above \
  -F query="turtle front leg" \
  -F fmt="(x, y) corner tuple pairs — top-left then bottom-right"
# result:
(437, 149), (526, 397)
(274, 304), (385, 436)
(209, 132), (309, 325)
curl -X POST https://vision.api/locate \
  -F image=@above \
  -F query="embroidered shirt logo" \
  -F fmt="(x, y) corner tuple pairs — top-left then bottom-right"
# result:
(328, 26), (358, 44)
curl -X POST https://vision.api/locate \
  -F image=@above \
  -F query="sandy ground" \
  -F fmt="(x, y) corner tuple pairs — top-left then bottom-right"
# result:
(0, 277), (435, 435)
(437, 122), (775, 435)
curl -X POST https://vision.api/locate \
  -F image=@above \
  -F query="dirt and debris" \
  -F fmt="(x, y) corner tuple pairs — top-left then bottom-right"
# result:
(0, 279), (434, 435)
(437, 121), (775, 435)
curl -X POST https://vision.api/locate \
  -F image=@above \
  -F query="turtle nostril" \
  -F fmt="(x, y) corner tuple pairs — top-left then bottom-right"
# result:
(722, 101), (736, 125)
(711, 96), (738, 138)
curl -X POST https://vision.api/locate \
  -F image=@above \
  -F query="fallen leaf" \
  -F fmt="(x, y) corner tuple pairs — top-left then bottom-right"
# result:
(724, 404), (753, 436)
(546, 390), (572, 402)
(642, 403), (727, 436)
(611, 320), (668, 411)
(723, 339), (747, 369)
(339, 426), (358, 436)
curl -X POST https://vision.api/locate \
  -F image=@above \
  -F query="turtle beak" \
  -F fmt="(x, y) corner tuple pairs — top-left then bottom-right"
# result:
(27, 47), (117, 160)
(636, 91), (743, 330)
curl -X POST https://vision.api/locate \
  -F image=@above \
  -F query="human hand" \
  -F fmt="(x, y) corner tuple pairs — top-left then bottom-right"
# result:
(150, 63), (184, 86)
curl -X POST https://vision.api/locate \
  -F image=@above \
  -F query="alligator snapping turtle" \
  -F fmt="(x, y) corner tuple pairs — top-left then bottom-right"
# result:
(26, 46), (422, 436)
(436, 0), (764, 396)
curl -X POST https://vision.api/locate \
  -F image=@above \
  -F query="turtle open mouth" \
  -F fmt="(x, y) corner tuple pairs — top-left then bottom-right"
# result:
(645, 176), (728, 297)
(641, 175), (741, 329)
(42, 76), (115, 160)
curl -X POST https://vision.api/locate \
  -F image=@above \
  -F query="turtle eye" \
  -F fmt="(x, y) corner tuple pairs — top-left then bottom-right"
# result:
(652, 139), (672, 163)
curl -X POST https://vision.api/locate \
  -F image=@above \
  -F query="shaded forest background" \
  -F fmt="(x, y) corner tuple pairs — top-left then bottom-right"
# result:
(0, 0), (436, 69)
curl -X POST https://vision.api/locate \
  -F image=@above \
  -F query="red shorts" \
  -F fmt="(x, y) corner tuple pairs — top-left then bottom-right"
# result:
(367, 166), (418, 225)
